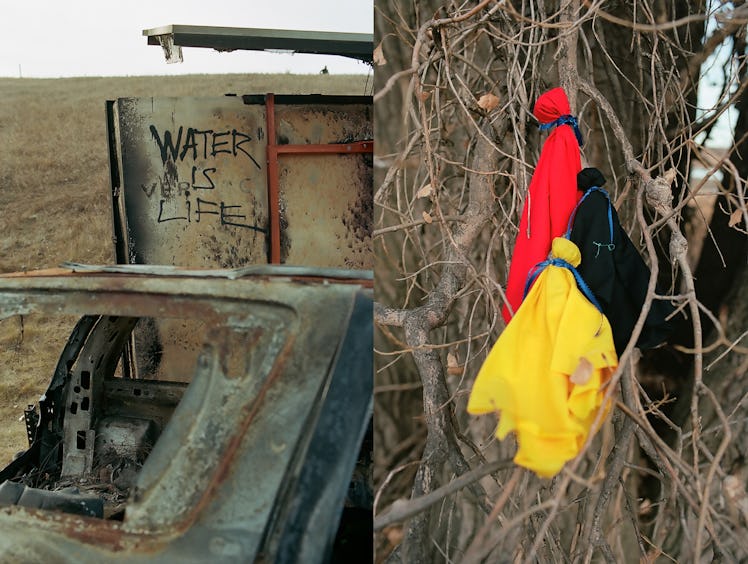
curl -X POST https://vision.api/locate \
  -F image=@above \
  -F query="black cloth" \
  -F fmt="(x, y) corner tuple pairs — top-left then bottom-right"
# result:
(569, 172), (673, 355)
(577, 167), (606, 190)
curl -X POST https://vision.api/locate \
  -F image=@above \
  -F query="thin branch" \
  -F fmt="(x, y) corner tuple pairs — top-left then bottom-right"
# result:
(374, 458), (515, 530)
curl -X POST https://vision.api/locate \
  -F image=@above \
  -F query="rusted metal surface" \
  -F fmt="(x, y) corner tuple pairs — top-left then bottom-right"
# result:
(275, 140), (372, 154)
(265, 93), (281, 264)
(279, 153), (372, 268)
(109, 94), (372, 270)
(60, 262), (373, 282)
(262, 94), (373, 267)
(62, 316), (138, 477)
(0, 267), (373, 562)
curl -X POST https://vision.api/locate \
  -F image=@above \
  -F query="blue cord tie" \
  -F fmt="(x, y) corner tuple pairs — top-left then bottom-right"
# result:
(564, 187), (615, 257)
(538, 114), (584, 146)
(523, 256), (603, 312)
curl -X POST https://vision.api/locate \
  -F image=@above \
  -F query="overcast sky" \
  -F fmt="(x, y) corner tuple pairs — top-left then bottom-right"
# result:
(694, 4), (737, 149)
(0, 0), (373, 77)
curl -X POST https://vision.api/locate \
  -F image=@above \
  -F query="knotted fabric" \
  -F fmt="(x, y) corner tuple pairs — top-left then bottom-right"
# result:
(469, 237), (617, 478)
(501, 88), (582, 324)
(568, 168), (674, 355)
(524, 255), (603, 313)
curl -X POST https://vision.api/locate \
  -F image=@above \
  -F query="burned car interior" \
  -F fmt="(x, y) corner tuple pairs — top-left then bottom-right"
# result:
(2, 313), (188, 520)
(0, 267), (372, 562)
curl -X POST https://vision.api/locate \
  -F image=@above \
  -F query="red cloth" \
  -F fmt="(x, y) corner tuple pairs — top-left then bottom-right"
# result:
(501, 88), (582, 324)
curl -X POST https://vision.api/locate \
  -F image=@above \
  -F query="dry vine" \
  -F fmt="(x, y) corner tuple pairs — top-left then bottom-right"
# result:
(373, 1), (748, 562)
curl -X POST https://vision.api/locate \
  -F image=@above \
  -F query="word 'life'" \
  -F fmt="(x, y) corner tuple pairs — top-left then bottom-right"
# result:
(158, 197), (265, 233)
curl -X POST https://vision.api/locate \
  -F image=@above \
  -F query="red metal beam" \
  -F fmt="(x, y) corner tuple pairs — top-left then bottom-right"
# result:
(275, 141), (372, 155)
(265, 93), (282, 264)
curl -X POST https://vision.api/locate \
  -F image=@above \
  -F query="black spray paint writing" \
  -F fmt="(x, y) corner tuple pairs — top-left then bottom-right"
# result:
(141, 167), (216, 198)
(149, 125), (261, 170)
(157, 198), (265, 233)
(142, 124), (265, 232)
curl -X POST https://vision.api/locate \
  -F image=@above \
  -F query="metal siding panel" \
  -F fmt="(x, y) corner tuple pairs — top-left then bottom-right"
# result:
(116, 97), (269, 268)
(281, 154), (372, 268)
(143, 25), (374, 62)
(112, 96), (372, 270)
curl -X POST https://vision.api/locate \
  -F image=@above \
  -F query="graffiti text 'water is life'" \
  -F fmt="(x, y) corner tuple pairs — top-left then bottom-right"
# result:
(144, 124), (265, 233)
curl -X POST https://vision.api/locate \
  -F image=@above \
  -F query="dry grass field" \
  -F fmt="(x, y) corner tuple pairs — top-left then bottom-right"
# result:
(0, 73), (371, 464)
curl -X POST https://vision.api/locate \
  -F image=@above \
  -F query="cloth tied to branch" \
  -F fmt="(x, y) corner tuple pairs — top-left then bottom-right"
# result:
(501, 87), (582, 324)
(469, 237), (617, 478)
(568, 168), (674, 355)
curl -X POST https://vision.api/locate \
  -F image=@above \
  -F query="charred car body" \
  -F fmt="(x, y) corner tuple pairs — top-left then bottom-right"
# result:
(0, 266), (372, 562)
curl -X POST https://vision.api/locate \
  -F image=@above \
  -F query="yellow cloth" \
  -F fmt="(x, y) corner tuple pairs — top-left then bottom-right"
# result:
(468, 238), (617, 478)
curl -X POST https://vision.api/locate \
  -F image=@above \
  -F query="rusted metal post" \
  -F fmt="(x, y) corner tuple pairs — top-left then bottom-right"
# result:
(265, 93), (282, 264)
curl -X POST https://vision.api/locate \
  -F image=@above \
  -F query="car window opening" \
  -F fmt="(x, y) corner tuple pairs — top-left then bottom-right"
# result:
(0, 313), (205, 522)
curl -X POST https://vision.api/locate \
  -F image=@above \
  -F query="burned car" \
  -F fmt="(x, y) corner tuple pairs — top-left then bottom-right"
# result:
(0, 264), (372, 562)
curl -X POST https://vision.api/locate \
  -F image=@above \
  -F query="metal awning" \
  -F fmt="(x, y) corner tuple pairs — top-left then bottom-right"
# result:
(143, 24), (373, 64)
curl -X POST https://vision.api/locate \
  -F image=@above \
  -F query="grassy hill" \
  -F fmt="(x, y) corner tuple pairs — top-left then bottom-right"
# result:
(0, 73), (371, 464)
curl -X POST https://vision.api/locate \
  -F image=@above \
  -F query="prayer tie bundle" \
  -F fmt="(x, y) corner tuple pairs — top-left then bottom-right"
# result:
(469, 89), (671, 478)
(501, 87), (582, 324)
(568, 168), (674, 355)
(468, 237), (616, 478)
